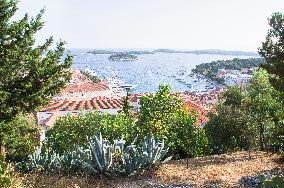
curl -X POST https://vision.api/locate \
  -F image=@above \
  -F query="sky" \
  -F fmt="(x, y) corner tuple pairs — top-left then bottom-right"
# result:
(15, 0), (284, 51)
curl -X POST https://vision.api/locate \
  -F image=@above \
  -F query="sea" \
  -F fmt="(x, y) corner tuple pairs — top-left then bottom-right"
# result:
(70, 49), (258, 94)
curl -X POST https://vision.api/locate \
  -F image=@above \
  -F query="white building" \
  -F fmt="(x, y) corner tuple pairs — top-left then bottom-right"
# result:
(224, 73), (252, 86)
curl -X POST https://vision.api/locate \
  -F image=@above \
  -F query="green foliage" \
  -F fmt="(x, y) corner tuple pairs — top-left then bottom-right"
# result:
(0, 113), (40, 162)
(0, 0), (72, 165)
(271, 121), (284, 152)
(257, 174), (284, 188)
(171, 110), (210, 157)
(259, 12), (284, 96)
(0, 154), (12, 187)
(46, 111), (136, 154)
(137, 84), (209, 157)
(0, 1), (72, 122)
(192, 58), (263, 84)
(205, 86), (257, 152)
(137, 84), (184, 140)
(0, 154), (21, 187)
(246, 69), (283, 151)
(47, 85), (208, 160)
(205, 70), (283, 152)
(122, 90), (131, 116)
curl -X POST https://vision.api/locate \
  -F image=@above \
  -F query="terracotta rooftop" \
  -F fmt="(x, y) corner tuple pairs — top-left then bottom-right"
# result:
(61, 81), (110, 94)
(41, 97), (124, 112)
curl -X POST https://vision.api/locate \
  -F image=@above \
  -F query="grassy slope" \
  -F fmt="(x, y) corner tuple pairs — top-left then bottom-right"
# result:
(21, 151), (284, 188)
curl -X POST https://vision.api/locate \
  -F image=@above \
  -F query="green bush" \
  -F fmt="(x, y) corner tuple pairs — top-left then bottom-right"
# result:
(204, 87), (257, 152)
(137, 85), (185, 142)
(257, 174), (284, 187)
(0, 154), (12, 187)
(46, 111), (136, 154)
(0, 114), (40, 162)
(170, 110), (210, 157)
(0, 154), (21, 188)
(137, 84), (209, 157)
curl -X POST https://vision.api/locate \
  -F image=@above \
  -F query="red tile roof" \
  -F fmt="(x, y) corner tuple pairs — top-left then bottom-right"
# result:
(61, 82), (110, 94)
(41, 90), (222, 126)
(41, 97), (124, 112)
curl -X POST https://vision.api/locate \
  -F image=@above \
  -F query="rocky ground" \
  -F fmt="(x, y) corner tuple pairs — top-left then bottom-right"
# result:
(21, 151), (284, 188)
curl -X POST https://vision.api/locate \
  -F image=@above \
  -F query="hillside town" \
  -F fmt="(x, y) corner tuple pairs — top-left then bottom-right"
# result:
(37, 69), (223, 131)
(216, 68), (255, 86)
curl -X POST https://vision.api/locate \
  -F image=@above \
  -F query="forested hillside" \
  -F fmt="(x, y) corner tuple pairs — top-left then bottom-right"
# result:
(192, 58), (264, 84)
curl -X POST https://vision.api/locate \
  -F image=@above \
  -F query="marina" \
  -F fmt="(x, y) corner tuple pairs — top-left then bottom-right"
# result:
(71, 49), (257, 94)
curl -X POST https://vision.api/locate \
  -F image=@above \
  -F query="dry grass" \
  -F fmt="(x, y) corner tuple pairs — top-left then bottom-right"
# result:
(20, 151), (284, 188)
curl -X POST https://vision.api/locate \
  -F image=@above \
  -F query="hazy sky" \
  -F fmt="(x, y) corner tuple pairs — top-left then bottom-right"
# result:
(16, 0), (284, 51)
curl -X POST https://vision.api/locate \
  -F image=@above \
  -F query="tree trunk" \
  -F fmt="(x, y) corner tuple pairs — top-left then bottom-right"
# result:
(0, 139), (5, 155)
(33, 111), (39, 125)
(187, 156), (189, 169)
(248, 141), (251, 159)
(259, 121), (265, 151)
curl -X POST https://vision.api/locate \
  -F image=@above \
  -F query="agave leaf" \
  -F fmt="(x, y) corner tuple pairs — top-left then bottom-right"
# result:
(81, 162), (99, 175)
(90, 139), (103, 171)
(161, 156), (172, 164)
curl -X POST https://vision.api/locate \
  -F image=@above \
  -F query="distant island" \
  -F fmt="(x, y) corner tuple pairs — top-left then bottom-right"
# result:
(87, 49), (259, 57)
(153, 49), (259, 56)
(87, 50), (154, 55)
(108, 53), (138, 61)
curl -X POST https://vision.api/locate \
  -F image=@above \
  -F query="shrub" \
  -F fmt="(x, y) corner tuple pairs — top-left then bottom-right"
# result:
(0, 114), (40, 162)
(204, 87), (257, 152)
(170, 110), (210, 157)
(240, 173), (284, 187)
(137, 85), (185, 142)
(0, 154), (21, 188)
(46, 111), (136, 154)
(136, 85), (209, 157)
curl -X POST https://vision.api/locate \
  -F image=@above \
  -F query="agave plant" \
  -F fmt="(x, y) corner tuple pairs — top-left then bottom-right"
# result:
(123, 145), (146, 175)
(76, 132), (114, 175)
(142, 135), (172, 166)
(58, 151), (79, 173)
(29, 147), (61, 173)
(122, 135), (171, 175)
(113, 137), (126, 153)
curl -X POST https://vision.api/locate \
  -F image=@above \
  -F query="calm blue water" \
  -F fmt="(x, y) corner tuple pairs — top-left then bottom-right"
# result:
(70, 49), (257, 93)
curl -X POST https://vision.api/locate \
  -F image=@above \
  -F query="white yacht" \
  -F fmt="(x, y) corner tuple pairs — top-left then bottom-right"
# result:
(121, 84), (136, 90)
(106, 73), (127, 96)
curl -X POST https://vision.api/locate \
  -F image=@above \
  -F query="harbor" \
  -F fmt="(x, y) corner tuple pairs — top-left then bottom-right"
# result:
(71, 49), (256, 94)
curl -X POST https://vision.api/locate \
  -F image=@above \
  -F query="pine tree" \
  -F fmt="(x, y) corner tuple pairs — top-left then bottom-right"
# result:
(259, 12), (284, 97)
(0, 1), (73, 122)
(122, 90), (131, 116)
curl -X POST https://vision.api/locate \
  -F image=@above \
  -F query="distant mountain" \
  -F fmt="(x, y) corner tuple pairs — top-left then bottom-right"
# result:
(87, 50), (114, 54)
(87, 50), (154, 55)
(153, 49), (259, 56)
(87, 49), (259, 57)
